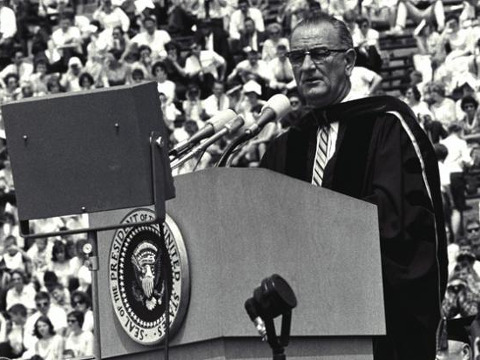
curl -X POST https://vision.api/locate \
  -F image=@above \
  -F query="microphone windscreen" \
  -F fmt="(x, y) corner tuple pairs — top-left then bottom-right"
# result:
(206, 109), (237, 132)
(265, 94), (291, 120)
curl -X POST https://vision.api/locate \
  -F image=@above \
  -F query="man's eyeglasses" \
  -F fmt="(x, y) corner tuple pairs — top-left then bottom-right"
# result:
(286, 47), (349, 66)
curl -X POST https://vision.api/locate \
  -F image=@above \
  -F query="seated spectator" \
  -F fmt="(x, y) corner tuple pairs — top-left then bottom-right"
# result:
(163, 41), (187, 100)
(449, 246), (480, 277)
(227, 49), (270, 88)
(430, 82), (457, 128)
(152, 61), (175, 105)
(84, 48), (109, 88)
(195, 0), (228, 25)
(103, 50), (131, 87)
(182, 83), (206, 125)
(130, 16), (171, 59)
(159, 92), (181, 130)
(46, 75), (65, 94)
(50, 283), (71, 314)
(202, 81), (230, 119)
(262, 22), (289, 62)
(27, 238), (53, 287)
(459, 95), (480, 135)
(92, 0), (130, 32)
(70, 291), (93, 333)
(29, 58), (50, 96)
(352, 17), (382, 73)
(49, 240), (73, 288)
(0, 0), (17, 68)
(3, 304), (27, 359)
(79, 72), (96, 90)
(48, 13), (83, 72)
(349, 66), (383, 99)
(194, 20), (232, 72)
(1, 73), (21, 104)
(233, 17), (265, 57)
(403, 85), (433, 120)
(185, 40), (226, 98)
(32, 316), (64, 360)
(131, 45), (153, 82)
(60, 56), (84, 92)
(19, 80), (35, 99)
(268, 44), (296, 95)
(6, 269), (36, 312)
(466, 219), (480, 260)
(0, 49), (34, 88)
(24, 292), (67, 351)
(229, 0), (264, 41)
(395, 0), (445, 34)
(361, 0), (398, 33)
(131, 67), (146, 84)
(442, 264), (480, 318)
(64, 310), (93, 357)
(106, 26), (129, 60)
(236, 80), (265, 128)
(328, 0), (358, 19)
(413, 21), (442, 84)
(2, 236), (30, 274)
(281, 91), (307, 129)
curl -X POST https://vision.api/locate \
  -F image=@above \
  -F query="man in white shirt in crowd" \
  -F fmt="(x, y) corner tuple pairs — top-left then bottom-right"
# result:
(349, 65), (383, 98)
(0, 49), (33, 87)
(227, 49), (270, 86)
(229, 0), (264, 40)
(203, 81), (230, 118)
(23, 292), (67, 353)
(130, 16), (171, 59)
(269, 44), (296, 93)
(185, 40), (226, 97)
(50, 13), (83, 70)
(0, 0), (16, 67)
(6, 269), (36, 313)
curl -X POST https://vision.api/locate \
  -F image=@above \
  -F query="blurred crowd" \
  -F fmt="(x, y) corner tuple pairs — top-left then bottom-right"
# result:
(0, 0), (480, 357)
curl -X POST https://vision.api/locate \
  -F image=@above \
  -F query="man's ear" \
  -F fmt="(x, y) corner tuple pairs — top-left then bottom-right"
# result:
(344, 48), (356, 76)
(461, 344), (471, 360)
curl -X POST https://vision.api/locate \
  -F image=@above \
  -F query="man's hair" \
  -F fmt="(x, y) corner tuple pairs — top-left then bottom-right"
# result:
(35, 291), (50, 302)
(8, 303), (27, 317)
(461, 95), (478, 111)
(433, 143), (448, 162)
(291, 11), (353, 49)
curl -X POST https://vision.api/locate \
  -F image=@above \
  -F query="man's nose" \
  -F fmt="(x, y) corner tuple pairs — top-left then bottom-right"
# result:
(300, 53), (316, 71)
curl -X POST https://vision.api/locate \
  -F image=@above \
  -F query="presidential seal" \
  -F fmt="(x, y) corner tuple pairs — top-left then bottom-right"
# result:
(109, 208), (190, 345)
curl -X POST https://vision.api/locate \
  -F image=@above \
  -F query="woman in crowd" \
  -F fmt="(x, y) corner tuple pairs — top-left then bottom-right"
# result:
(29, 59), (50, 96)
(459, 95), (480, 135)
(153, 61), (176, 105)
(50, 240), (73, 288)
(70, 290), (94, 333)
(103, 50), (131, 87)
(46, 75), (65, 94)
(429, 82), (457, 128)
(1, 74), (21, 104)
(33, 316), (64, 360)
(79, 72), (96, 90)
(64, 310), (94, 357)
(261, 23), (289, 62)
(403, 85), (432, 120)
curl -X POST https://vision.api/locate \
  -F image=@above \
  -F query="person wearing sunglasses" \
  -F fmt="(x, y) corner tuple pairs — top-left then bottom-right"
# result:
(70, 290), (94, 333)
(64, 310), (94, 357)
(260, 11), (447, 360)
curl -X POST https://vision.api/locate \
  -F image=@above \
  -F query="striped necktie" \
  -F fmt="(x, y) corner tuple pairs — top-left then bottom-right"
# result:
(312, 125), (329, 186)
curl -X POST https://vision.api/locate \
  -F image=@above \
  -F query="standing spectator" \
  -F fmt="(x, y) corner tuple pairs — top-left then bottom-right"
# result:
(64, 310), (94, 357)
(6, 269), (36, 312)
(229, 0), (264, 40)
(92, 0), (130, 32)
(130, 16), (171, 59)
(203, 81), (230, 118)
(262, 22), (289, 62)
(430, 82), (457, 129)
(24, 292), (67, 351)
(70, 291), (93, 333)
(185, 40), (226, 97)
(194, 20), (232, 71)
(0, 0), (17, 68)
(0, 49), (34, 87)
(32, 316), (64, 360)
(49, 13), (83, 72)
(152, 61), (175, 104)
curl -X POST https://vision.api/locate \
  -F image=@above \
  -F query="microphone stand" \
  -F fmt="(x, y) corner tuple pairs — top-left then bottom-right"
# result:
(264, 310), (292, 360)
(215, 131), (251, 167)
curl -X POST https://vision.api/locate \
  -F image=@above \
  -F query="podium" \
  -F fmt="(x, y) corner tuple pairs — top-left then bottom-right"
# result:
(91, 168), (385, 360)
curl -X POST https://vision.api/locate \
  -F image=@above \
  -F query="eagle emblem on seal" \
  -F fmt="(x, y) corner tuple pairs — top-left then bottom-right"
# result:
(131, 241), (164, 311)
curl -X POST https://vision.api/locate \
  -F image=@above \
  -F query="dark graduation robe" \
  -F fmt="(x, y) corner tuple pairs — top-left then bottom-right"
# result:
(260, 95), (448, 360)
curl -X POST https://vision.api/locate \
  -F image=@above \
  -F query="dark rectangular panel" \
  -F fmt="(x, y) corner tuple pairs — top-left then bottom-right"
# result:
(3, 82), (174, 220)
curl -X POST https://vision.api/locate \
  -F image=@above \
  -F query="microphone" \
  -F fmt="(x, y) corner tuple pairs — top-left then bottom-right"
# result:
(245, 298), (268, 341)
(245, 94), (291, 137)
(169, 109), (237, 157)
(171, 116), (244, 169)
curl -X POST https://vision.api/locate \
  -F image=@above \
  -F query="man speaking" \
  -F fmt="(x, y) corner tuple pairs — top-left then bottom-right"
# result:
(260, 12), (448, 360)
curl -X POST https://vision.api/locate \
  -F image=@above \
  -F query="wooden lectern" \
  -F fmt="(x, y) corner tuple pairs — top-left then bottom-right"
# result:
(91, 168), (385, 360)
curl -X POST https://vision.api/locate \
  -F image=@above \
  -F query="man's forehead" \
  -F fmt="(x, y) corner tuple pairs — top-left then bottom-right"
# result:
(291, 23), (339, 50)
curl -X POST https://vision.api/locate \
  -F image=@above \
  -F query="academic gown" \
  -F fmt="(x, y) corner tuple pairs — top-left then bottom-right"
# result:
(260, 96), (448, 360)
